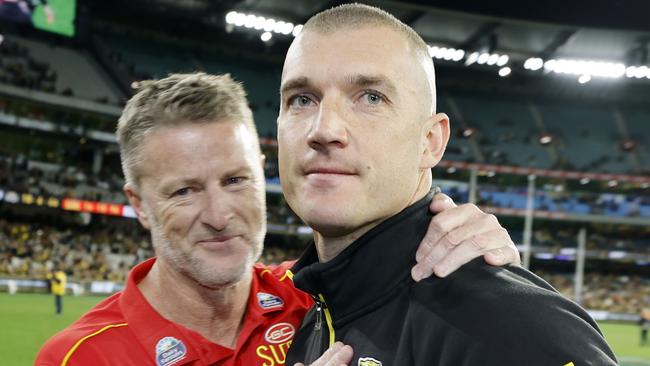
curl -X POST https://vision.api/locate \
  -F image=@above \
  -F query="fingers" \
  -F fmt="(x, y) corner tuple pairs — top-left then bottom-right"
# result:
(304, 342), (354, 366)
(414, 202), (519, 281)
(431, 227), (517, 277)
(484, 243), (521, 267)
(413, 203), (483, 281)
(429, 192), (457, 213)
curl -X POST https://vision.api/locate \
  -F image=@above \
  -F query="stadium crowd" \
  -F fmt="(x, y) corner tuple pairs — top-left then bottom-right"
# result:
(541, 272), (650, 315)
(0, 37), (58, 94)
(0, 214), (647, 314)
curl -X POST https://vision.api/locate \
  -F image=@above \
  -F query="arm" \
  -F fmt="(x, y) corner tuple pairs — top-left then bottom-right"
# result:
(412, 193), (520, 281)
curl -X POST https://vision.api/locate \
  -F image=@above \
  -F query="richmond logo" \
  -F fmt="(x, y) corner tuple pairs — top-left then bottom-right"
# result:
(358, 357), (383, 366)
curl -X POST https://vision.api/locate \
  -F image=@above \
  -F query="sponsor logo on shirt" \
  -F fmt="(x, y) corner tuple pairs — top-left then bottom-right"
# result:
(358, 357), (382, 366)
(264, 323), (295, 344)
(155, 336), (187, 366)
(257, 292), (284, 310)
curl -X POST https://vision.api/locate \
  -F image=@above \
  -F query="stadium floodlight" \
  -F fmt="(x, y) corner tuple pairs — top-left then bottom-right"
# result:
(578, 74), (591, 84)
(273, 21), (285, 34)
(496, 54), (509, 67)
(282, 22), (294, 35)
(544, 58), (626, 80)
(633, 66), (646, 78)
(234, 13), (246, 27)
(487, 53), (499, 66)
(226, 10), (303, 38)
(225, 11), (238, 24)
(498, 66), (511, 77)
(253, 16), (266, 30)
(260, 32), (272, 42)
(465, 51), (479, 66)
(477, 52), (490, 65)
(264, 18), (276, 32)
(452, 49), (465, 61)
(524, 57), (544, 71)
(244, 14), (256, 28)
(292, 24), (303, 37)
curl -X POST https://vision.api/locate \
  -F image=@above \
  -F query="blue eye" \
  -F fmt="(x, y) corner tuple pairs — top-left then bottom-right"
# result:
(227, 177), (244, 185)
(289, 95), (314, 108)
(362, 91), (384, 105)
(172, 187), (190, 197)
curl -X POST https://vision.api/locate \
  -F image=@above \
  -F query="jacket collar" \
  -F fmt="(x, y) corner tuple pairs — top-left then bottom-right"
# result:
(291, 190), (434, 326)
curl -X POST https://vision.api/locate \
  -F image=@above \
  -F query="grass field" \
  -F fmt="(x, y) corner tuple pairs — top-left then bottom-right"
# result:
(1, 293), (649, 365)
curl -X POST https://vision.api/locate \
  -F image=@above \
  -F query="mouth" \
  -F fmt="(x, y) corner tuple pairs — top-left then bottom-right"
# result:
(196, 235), (241, 250)
(304, 166), (357, 176)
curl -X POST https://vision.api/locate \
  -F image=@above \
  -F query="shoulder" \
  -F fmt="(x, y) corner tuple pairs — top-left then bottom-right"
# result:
(254, 261), (312, 309)
(409, 258), (617, 364)
(35, 293), (130, 365)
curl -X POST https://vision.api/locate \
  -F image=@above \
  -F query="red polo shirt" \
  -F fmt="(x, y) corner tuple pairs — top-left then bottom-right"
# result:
(35, 257), (313, 366)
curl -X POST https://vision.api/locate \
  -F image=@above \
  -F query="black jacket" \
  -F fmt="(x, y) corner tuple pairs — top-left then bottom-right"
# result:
(286, 191), (617, 366)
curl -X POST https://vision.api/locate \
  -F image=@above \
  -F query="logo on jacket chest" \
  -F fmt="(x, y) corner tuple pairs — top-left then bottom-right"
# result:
(358, 357), (383, 366)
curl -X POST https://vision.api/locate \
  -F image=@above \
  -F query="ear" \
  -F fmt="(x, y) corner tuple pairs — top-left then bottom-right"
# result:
(124, 183), (151, 230)
(260, 153), (267, 170)
(419, 113), (450, 169)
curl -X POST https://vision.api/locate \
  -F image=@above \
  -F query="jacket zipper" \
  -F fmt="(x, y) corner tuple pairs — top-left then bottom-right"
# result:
(305, 294), (336, 362)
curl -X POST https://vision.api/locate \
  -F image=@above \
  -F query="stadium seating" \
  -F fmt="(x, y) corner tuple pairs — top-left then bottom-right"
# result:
(0, 35), (122, 104)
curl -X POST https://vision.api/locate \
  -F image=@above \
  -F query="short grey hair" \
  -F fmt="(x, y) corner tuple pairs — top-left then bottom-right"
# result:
(116, 72), (258, 186)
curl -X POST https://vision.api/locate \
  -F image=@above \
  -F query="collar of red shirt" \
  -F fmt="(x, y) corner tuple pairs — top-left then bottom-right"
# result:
(119, 257), (286, 365)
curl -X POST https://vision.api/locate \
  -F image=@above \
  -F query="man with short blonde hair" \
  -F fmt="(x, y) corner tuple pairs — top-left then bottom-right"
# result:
(117, 72), (258, 186)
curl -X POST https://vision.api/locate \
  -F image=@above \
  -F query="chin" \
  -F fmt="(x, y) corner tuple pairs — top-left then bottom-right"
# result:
(304, 212), (357, 238)
(189, 252), (253, 288)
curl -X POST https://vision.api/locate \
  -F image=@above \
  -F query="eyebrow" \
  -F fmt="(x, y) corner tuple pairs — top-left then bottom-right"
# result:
(280, 74), (398, 97)
(280, 77), (311, 97)
(347, 74), (397, 95)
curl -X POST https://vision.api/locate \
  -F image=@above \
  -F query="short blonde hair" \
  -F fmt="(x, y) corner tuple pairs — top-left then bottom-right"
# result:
(116, 72), (257, 186)
(302, 3), (436, 112)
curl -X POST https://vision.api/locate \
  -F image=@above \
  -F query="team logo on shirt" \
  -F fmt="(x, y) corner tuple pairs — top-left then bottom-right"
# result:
(264, 322), (295, 344)
(256, 322), (295, 365)
(257, 292), (284, 310)
(358, 357), (382, 366)
(155, 336), (187, 366)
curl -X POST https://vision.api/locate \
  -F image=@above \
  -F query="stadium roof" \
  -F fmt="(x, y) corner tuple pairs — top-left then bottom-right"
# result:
(89, 0), (650, 103)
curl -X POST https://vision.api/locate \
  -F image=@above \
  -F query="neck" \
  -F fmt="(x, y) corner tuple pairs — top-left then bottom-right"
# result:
(138, 258), (252, 348)
(315, 171), (432, 262)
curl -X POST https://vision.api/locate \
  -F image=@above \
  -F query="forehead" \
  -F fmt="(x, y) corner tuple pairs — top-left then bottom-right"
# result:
(282, 26), (419, 87)
(138, 122), (259, 180)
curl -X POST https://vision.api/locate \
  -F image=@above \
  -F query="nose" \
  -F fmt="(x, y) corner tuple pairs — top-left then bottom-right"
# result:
(307, 100), (349, 151)
(201, 189), (232, 231)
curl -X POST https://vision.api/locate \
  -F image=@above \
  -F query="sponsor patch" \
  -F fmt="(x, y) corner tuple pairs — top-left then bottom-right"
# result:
(358, 357), (383, 366)
(155, 336), (187, 366)
(264, 322), (295, 344)
(257, 292), (284, 310)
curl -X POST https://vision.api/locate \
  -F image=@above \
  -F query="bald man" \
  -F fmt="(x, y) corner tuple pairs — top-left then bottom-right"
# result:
(279, 4), (617, 366)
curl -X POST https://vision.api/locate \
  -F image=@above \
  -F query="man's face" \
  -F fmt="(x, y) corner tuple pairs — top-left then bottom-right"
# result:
(126, 122), (266, 288)
(278, 26), (443, 238)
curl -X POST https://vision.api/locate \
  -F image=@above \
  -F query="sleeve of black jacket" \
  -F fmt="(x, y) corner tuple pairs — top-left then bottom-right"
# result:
(404, 259), (618, 365)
